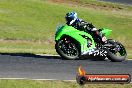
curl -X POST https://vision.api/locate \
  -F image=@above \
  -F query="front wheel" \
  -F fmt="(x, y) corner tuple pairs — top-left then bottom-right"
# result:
(55, 38), (80, 60)
(106, 40), (127, 62)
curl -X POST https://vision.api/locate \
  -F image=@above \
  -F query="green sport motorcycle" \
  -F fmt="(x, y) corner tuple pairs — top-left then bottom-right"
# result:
(55, 25), (127, 62)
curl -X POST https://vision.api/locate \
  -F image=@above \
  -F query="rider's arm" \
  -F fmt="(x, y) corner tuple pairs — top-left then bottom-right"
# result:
(78, 20), (106, 42)
(79, 20), (96, 31)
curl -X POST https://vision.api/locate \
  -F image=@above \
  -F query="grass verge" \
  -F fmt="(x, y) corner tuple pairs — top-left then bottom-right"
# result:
(0, 80), (132, 88)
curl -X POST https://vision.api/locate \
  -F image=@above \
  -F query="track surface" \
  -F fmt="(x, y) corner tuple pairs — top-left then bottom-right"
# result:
(100, 0), (132, 5)
(0, 53), (132, 80)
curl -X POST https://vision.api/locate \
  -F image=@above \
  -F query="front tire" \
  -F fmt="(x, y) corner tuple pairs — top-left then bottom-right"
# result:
(55, 38), (80, 60)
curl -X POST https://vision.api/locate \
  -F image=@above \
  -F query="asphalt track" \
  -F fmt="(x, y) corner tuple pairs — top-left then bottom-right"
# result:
(100, 0), (132, 5)
(0, 53), (132, 81)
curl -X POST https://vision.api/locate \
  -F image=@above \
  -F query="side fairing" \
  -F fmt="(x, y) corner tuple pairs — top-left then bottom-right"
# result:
(55, 25), (95, 53)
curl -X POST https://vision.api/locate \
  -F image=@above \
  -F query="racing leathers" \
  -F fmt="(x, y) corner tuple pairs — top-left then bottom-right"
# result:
(66, 19), (104, 43)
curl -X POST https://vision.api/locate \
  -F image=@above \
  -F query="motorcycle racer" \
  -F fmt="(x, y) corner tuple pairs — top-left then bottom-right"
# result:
(54, 12), (127, 61)
(65, 12), (107, 43)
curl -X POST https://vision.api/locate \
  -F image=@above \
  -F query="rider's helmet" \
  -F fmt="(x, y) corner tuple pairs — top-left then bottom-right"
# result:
(65, 12), (78, 25)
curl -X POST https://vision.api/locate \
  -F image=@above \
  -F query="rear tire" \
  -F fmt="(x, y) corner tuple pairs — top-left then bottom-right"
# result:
(106, 40), (127, 62)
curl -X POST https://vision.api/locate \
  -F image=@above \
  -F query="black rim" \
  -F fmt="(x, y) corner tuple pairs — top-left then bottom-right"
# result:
(109, 42), (126, 57)
(114, 43), (126, 56)
(58, 40), (78, 57)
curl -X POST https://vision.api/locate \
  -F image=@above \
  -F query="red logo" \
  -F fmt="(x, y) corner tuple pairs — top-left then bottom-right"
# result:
(76, 66), (131, 85)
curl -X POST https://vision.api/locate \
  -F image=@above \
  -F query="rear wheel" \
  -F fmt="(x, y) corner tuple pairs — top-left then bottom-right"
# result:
(106, 40), (127, 62)
(55, 38), (80, 60)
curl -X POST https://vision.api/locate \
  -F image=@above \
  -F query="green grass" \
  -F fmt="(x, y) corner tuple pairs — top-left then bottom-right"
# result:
(0, 0), (132, 58)
(0, 80), (132, 88)
(0, 40), (55, 54)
